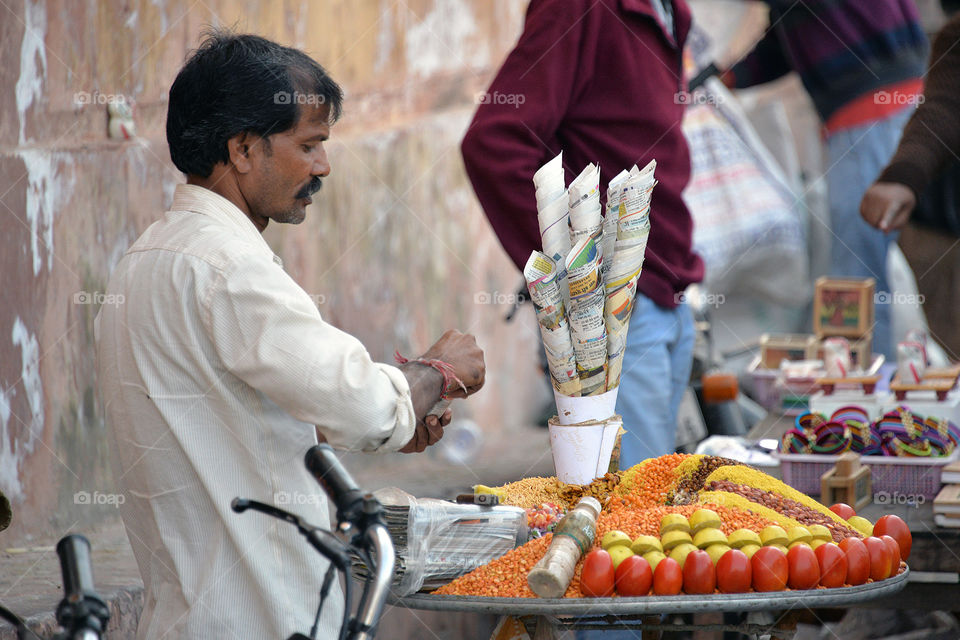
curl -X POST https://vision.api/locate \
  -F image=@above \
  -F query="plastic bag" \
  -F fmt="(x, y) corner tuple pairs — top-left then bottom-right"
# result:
(372, 488), (527, 595)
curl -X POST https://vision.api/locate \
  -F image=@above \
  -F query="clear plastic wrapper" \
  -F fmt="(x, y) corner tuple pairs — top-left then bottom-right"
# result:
(358, 488), (527, 595)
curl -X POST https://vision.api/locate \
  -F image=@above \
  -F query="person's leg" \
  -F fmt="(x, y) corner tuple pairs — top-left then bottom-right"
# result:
(668, 302), (695, 430)
(826, 110), (913, 360)
(616, 294), (692, 467)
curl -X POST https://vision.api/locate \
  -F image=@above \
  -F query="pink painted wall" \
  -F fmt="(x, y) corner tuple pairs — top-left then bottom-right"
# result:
(0, 0), (545, 546)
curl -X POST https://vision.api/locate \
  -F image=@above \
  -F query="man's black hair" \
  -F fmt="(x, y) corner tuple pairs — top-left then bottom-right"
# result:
(166, 29), (343, 177)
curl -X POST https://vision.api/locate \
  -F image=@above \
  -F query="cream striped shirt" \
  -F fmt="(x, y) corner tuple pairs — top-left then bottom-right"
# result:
(96, 184), (415, 639)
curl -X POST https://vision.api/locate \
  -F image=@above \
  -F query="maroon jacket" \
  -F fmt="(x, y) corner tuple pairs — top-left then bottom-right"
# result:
(462, 0), (704, 308)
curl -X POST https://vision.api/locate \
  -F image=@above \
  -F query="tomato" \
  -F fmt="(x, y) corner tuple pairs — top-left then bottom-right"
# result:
(863, 536), (892, 581)
(786, 544), (820, 590)
(874, 515), (912, 560)
(839, 537), (870, 585)
(615, 555), (652, 597)
(814, 543), (847, 588)
(653, 557), (683, 596)
(716, 549), (751, 593)
(880, 535), (901, 577)
(829, 503), (856, 520)
(682, 549), (716, 595)
(751, 546), (788, 592)
(581, 549), (615, 597)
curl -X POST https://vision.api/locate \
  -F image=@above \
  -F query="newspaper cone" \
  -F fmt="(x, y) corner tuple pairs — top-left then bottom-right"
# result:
(524, 252), (580, 397)
(568, 163), (602, 253)
(565, 237), (607, 396)
(549, 413), (623, 484)
(600, 169), (630, 277)
(603, 161), (656, 391)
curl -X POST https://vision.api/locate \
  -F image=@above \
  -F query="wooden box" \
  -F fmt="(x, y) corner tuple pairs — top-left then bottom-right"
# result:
(759, 333), (819, 369)
(813, 277), (875, 338)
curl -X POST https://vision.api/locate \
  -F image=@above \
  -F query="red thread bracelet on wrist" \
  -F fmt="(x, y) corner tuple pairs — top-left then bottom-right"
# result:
(395, 351), (468, 400)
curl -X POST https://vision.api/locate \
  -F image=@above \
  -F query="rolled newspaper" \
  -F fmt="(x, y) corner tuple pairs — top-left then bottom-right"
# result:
(524, 252), (580, 397)
(565, 237), (607, 396)
(603, 161), (655, 390)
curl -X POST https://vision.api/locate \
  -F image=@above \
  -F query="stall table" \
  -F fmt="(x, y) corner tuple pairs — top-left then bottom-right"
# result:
(391, 572), (909, 639)
(750, 413), (960, 612)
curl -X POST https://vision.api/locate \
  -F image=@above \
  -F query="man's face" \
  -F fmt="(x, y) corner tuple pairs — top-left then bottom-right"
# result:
(240, 103), (332, 231)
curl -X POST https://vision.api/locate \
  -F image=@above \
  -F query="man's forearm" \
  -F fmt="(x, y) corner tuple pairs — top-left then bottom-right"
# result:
(399, 362), (445, 422)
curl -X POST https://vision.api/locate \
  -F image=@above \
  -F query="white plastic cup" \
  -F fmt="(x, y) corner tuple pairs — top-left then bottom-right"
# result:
(548, 414), (623, 485)
(553, 386), (619, 425)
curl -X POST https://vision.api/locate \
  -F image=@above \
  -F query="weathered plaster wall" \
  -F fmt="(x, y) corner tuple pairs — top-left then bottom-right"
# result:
(0, 0), (541, 545)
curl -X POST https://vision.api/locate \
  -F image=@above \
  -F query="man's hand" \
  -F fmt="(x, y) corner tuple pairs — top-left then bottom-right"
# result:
(399, 408), (452, 453)
(861, 182), (916, 232)
(421, 330), (485, 398)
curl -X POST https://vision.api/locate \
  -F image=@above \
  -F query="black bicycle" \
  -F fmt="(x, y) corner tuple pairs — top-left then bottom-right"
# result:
(0, 534), (110, 640)
(2, 444), (393, 640)
(232, 443), (395, 640)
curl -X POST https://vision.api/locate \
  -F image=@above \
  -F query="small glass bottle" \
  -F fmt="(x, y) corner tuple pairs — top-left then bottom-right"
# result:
(527, 496), (601, 598)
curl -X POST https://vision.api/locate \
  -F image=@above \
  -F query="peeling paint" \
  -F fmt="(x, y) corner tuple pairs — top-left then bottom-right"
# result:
(15, 0), (47, 146)
(0, 318), (43, 500)
(404, 0), (487, 77)
(21, 150), (72, 275)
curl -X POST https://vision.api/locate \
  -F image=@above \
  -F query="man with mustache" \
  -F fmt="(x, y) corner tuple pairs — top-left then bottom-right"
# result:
(96, 30), (485, 639)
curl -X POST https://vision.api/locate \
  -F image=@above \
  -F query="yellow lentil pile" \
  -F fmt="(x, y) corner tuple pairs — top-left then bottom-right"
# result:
(494, 477), (561, 508)
(494, 473), (622, 511)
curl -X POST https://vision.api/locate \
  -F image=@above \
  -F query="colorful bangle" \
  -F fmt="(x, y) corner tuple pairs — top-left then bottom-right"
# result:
(780, 428), (811, 454)
(394, 351), (467, 399)
(795, 412), (827, 434)
(811, 421), (852, 454)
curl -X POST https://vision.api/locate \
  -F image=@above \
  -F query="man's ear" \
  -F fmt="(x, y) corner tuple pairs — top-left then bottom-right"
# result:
(227, 132), (255, 174)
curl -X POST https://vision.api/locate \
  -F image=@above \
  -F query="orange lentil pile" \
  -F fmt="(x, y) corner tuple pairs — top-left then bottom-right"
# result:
(614, 453), (690, 505)
(433, 534), (583, 598)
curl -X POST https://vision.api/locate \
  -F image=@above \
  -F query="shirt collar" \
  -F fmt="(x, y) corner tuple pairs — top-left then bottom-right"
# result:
(170, 184), (284, 267)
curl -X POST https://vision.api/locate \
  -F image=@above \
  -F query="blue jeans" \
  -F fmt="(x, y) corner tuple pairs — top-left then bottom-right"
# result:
(826, 108), (913, 360)
(614, 293), (695, 468)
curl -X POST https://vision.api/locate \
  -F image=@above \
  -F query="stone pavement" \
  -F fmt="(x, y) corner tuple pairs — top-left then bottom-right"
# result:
(0, 426), (553, 639)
